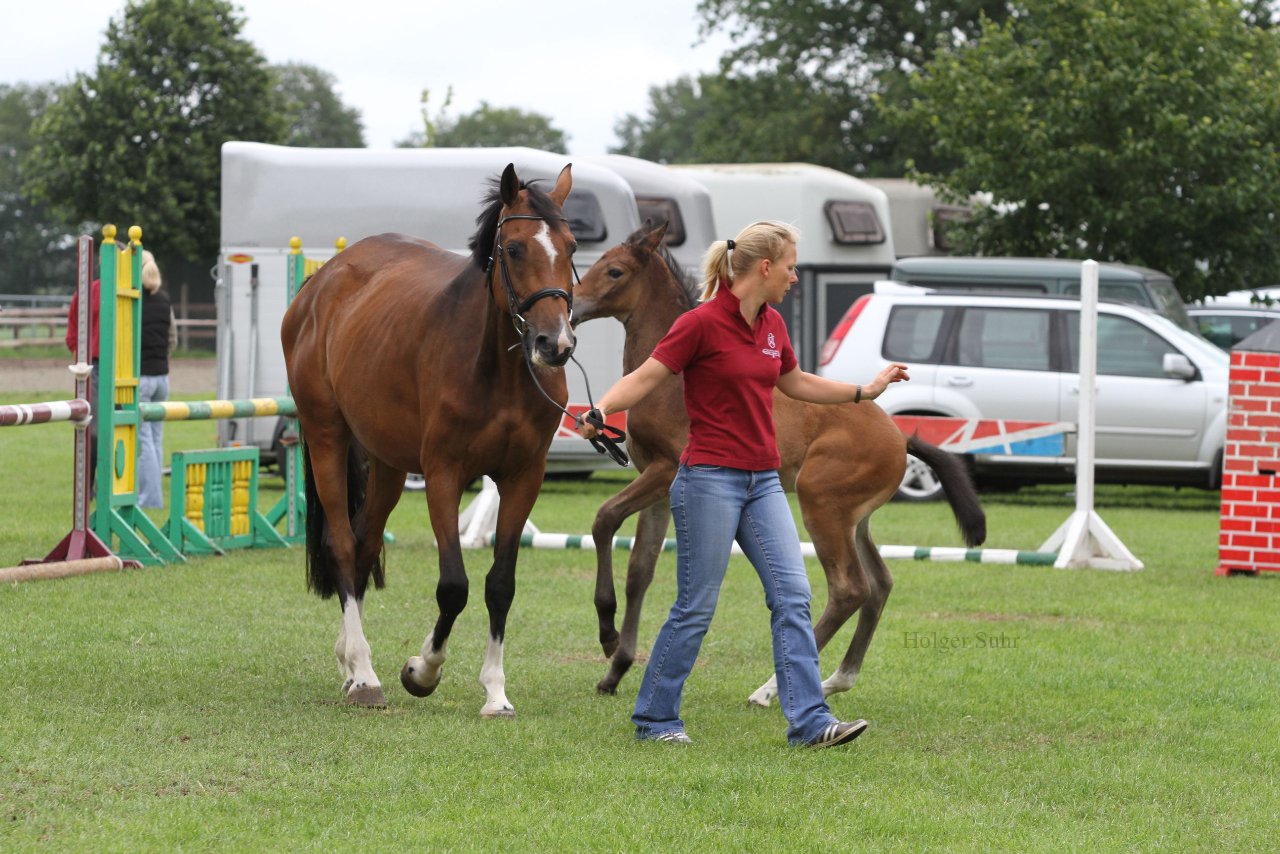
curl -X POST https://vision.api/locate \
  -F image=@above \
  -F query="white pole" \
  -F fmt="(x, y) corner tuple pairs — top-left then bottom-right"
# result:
(1038, 260), (1143, 570)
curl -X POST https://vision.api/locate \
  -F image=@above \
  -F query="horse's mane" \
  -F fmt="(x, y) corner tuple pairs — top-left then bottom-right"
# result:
(654, 240), (700, 311)
(468, 177), (563, 270)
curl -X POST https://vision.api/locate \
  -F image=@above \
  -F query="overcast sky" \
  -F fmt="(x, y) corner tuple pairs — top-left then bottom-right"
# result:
(1, 0), (735, 154)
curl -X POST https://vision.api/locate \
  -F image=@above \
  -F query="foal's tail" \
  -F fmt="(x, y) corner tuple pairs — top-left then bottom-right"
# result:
(303, 441), (386, 598)
(905, 436), (987, 547)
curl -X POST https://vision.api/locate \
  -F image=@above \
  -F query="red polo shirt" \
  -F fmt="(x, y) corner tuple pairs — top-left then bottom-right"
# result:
(650, 286), (797, 471)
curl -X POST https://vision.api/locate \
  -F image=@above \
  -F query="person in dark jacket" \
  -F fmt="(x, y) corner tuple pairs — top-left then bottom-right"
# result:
(137, 250), (177, 509)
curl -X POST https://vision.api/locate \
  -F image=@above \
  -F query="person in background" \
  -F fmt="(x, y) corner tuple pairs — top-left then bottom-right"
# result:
(137, 250), (177, 509)
(578, 220), (909, 749)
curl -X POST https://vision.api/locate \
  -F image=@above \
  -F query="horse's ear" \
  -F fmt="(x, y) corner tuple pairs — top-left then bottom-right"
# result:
(549, 164), (572, 207)
(638, 219), (668, 253)
(500, 163), (521, 206)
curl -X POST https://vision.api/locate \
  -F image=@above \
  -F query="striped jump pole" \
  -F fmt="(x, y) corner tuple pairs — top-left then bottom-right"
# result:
(139, 397), (296, 422)
(0, 398), (91, 426)
(487, 532), (1060, 567)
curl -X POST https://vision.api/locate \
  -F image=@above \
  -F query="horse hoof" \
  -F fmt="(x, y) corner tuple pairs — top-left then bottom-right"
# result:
(480, 706), (516, 719)
(347, 684), (388, 708)
(400, 660), (439, 697)
(596, 679), (618, 696)
(746, 693), (774, 709)
(600, 631), (620, 658)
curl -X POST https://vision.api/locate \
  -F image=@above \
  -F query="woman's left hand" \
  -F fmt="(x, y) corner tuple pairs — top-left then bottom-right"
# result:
(867, 362), (910, 399)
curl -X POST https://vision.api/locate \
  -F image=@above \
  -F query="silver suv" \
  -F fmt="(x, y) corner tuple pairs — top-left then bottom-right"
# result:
(819, 284), (1230, 500)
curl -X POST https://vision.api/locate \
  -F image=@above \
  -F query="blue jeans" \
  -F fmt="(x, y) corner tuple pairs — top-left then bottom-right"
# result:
(632, 464), (837, 745)
(137, 374), (169, 509)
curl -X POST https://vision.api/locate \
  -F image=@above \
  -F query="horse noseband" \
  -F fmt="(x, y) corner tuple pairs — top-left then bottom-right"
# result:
(491, 214), (575, 335)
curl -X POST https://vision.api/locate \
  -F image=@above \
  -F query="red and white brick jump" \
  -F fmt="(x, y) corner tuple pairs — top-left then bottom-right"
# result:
(1217, 348), (1280, 575)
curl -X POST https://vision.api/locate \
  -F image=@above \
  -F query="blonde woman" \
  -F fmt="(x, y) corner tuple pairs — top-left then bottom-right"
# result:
(137, 251), (176, 509)
(579, 221), (908, 748)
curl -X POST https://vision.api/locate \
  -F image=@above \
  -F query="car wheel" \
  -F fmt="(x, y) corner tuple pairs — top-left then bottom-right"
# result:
(896, 453), (945, 502)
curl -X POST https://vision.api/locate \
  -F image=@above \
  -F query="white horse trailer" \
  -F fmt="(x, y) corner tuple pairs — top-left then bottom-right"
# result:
(580, 154), (717, 281)
(217, 142), (641, 473)
(862, 177), (971, 258)
(669, 163), (897, 372)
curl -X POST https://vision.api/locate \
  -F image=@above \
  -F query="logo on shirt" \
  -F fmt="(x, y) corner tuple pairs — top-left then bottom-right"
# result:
(761, 331), (780, 359)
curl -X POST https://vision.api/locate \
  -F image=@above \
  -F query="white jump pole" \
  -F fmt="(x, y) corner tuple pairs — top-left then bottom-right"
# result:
(1038, 260), (1143, 570)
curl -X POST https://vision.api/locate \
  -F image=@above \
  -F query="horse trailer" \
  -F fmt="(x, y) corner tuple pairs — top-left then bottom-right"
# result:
(217, 142), (643, 474)
(669, 163), (897, 372)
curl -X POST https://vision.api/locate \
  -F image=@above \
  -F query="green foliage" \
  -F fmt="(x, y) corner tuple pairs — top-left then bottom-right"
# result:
(0, 83), (79, 295)
(609, 0), (1013, 174)
(611, 71), (853, 167)
(269, 62), (365, 148)
(436, 101), (569, 153)
(890, 0), (1280, 298)
(21, 0), (284, 271)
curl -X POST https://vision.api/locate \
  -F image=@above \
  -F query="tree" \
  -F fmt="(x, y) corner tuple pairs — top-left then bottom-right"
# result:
(22, 0), (284, 293)
(437, 102), (568, 153)
(271, 62), (365, 148)
(611, 71), (853, 166)
(636, 0), (1014, 174)
(0, 82), (80, 295)
(890, 0), (1280, 298)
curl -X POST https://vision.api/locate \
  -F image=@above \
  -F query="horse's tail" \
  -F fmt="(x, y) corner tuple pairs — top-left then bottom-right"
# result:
(905, 435), (987, 547)
(303, 441), (385, 598)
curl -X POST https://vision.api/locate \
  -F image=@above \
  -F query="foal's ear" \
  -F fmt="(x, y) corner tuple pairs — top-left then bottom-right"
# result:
(638, 219), (668, 253)
(549, 164), (573, 207)
(499, 163), (521, 206)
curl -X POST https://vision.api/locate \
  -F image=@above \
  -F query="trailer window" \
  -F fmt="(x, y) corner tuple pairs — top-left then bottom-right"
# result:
(824, 200), (885, 245)
(563, 192), (608, 242)
(636, 196), (686, 246)
(930, 206), (971, 251)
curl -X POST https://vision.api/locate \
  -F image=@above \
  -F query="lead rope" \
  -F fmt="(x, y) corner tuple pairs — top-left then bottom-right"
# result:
(508, 255), (629, 468)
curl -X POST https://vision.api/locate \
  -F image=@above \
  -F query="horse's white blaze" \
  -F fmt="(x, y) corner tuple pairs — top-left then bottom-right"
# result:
(478, 635), (513, 716)
(339, 598), (380, 690)
(533, 221), (557, 266)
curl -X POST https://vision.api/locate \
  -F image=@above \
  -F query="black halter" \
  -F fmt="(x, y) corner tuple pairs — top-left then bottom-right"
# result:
(487, 213), (575, 336)
(484, 212), (629, 468)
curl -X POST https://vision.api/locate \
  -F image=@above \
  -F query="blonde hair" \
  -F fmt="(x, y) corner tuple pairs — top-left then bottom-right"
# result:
(141, 250), (162, 294)
(698, 220), (800, 300)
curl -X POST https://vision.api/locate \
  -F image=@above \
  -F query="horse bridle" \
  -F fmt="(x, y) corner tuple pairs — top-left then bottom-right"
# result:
(486, 212), (630, 468)
(487, 213), (575, 337)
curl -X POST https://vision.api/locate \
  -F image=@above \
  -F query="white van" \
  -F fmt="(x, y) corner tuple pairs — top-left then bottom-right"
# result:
(217, 142), (641, 472)
(669, 162), (896, 371)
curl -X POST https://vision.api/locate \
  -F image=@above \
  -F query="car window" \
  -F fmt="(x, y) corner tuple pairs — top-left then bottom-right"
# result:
(1064, 280), (1150, 307)
(1068, 314), (1173, 378)
(953, 308), (1051, 371)
(1194, 315), (1236, 349)
(884, 306), (946, 362)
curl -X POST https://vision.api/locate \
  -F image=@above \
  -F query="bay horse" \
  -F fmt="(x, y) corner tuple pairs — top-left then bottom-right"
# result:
(574, 221), (987, 704)
(281, 163), (578, 715)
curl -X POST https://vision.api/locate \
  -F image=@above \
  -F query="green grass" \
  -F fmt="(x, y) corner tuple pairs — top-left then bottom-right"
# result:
(1, 389), (1277, 851)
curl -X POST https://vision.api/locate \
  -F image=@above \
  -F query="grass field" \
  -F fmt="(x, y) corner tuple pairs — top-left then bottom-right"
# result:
(1, 388), (1277, 851)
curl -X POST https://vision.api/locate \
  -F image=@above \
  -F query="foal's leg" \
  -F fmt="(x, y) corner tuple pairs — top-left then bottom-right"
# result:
(747, 468), (878, 708)
(823, 518), (894, 697)
(590, 460), (675, 659)
(598, 499), (670, 695)
(475, 471), (543, 718)
(401, 476), (467, 700)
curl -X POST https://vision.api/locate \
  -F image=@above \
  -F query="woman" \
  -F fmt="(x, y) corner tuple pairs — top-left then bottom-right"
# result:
(578, 221), (909, 748)
(137, 250), (176, 509)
